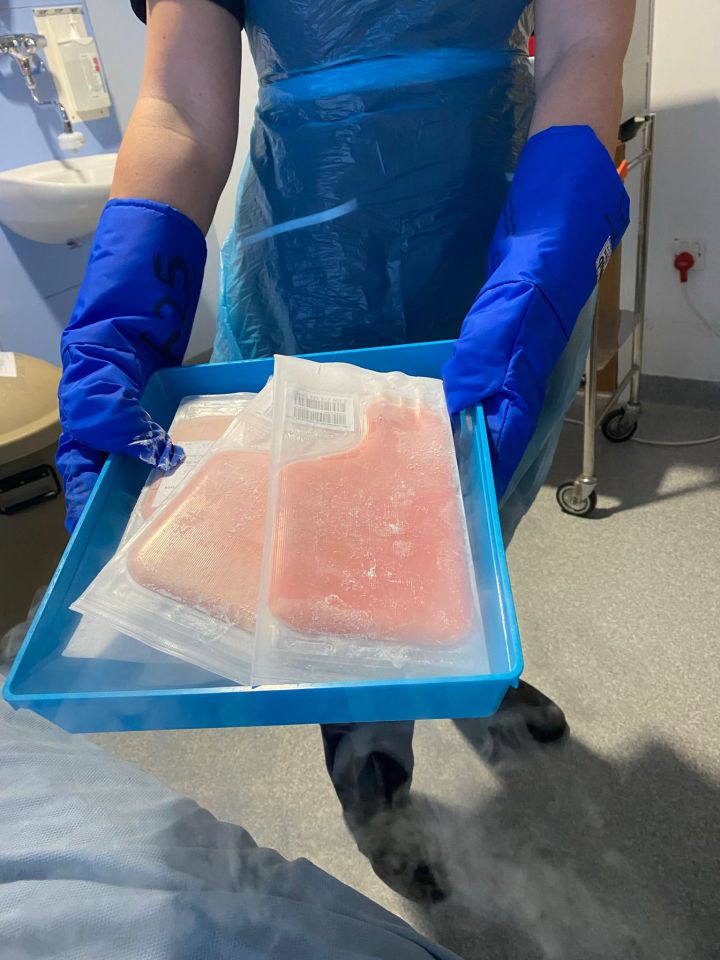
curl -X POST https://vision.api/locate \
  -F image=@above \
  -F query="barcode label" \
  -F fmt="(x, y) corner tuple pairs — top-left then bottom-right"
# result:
(288, 391), (355, 431)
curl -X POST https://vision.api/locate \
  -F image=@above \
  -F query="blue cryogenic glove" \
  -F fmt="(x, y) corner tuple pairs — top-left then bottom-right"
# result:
(57, 199), (206, 531)
(443, 126), (630, 498)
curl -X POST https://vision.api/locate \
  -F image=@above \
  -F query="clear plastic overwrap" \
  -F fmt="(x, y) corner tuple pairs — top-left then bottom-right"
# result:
(65, 393), (255, 663)
(252, 357), (487, 685)
(71, 387), (273, 682)
(126, 392), (256, 537)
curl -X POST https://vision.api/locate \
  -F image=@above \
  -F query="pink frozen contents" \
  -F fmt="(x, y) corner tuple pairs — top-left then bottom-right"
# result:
(269, 399), (475, 646)
(128, 449), (268, 631)
(140, 415), (236, 519)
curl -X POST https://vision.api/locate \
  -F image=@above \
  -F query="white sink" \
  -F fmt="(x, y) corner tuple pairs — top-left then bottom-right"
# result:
(0, 153), (116, 244)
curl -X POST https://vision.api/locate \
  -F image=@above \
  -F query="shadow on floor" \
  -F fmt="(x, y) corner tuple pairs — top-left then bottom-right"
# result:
(405, 727), (719, 960)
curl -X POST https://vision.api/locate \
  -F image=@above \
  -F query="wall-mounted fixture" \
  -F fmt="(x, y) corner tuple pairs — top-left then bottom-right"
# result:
(33, 6), (111, 123)
(0, 33), (85, 151)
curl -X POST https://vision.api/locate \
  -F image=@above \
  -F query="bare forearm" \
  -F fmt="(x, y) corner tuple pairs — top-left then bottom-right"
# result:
(531, 0), (635, 156)
(110, 0), (242, 233)
(111, 94), (237, 233)
(530, 40), (625, 155)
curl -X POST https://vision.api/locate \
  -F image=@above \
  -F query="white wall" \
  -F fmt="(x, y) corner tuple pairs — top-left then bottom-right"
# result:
(642, 0), (720, 381)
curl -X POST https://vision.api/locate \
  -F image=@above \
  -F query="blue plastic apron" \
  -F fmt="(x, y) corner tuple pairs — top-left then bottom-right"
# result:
(214, 0), (536, 360)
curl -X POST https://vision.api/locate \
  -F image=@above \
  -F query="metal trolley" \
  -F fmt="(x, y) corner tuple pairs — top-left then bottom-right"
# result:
(556, 114), (656, 517)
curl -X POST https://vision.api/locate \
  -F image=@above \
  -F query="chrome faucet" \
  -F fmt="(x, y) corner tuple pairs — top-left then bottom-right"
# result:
(1, 33), (78, 139)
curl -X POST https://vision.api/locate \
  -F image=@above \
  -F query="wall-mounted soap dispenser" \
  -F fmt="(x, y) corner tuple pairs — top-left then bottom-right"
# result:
(33, 6), (111, 123)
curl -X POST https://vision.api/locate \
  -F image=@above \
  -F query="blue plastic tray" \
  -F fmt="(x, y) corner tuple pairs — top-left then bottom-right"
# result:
(3, 342), (522, 732)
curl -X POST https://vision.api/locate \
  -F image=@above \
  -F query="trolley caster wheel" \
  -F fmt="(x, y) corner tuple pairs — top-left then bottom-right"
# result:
(601, 407), (638, 443)
(556, 482), (597, 517)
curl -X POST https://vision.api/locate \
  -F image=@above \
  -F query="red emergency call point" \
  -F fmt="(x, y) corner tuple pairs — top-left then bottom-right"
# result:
(673, 250), (695, 283)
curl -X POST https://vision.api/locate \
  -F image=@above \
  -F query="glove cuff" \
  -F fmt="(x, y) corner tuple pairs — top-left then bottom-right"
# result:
(61, 198), (207, 376)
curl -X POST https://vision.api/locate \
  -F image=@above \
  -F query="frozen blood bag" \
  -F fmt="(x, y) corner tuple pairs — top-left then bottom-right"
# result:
(132, 393), (254, 527)
(73, 386), (273, 684)
(253, 357), (485, 685)
(140, 413), (237, 518)
(127, 448), (268, 633)
(269, 400), (475, 644)
(65, 392), (256, 669)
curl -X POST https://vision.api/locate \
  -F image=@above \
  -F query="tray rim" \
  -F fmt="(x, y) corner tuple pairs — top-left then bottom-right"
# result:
(3, 342), (523, 729)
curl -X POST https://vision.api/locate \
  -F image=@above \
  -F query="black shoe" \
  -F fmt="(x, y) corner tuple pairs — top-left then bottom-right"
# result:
(495, 680), (569, 744)
(344, 796), (449, 904)
(455, 680), (568, 763)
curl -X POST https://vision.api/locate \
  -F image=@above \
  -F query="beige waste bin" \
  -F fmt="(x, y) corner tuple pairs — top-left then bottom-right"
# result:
(0, 353), (68, 639)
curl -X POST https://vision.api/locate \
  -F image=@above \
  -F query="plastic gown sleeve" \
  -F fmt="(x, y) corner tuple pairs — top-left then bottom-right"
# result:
(0, 698), (459, 960)
(57, 199), (207, 531)
(443, 126), (630, 497)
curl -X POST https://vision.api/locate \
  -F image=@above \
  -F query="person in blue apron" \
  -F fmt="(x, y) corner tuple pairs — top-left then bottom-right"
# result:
(56, 0), (633, 902)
